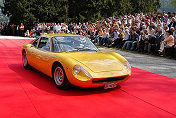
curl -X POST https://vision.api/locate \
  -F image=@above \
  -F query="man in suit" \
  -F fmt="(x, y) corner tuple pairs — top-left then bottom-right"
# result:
(148, 34), (157, 54)
(155, 29), (165, 54)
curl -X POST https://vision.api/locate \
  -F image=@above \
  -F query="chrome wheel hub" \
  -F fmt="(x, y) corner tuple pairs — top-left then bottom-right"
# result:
(54, 67), (64, 85)
(23, 53), (27, 67)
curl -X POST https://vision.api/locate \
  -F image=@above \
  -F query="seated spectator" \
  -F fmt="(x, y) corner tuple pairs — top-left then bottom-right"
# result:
(148, 26), (155, 35)
(173, 26), (176, 39)
(148, 34), (157, 54)
(116, 29), (125, 48)
(122, 30), (139, 50)
(171, 28), (176, 58)
(168, 17), (176, 29)
(102, 28), (110, 46)
(112, 28), (119, 47)
(30, 29), (35, 37)
(98, 28), (104, 45)
(170, 27), (174, 35)
(163, 25), (169, 36)
(25, 30), (30, 37)
(122, 29), (129, 46)
(159, 30), (174, 54)
(155, 29), (165, 54)
(138, 31), (145, 52)
(92, 28), (99, 44)
(82, 28), (87, 36)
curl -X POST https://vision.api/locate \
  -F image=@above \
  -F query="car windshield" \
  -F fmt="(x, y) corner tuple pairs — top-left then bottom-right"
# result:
(52, 36), (99, 52)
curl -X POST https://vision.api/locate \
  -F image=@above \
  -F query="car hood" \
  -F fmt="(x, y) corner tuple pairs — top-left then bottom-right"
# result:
(65, 51), (124, 73)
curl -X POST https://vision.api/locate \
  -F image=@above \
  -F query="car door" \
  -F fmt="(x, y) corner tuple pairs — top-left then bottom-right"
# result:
(35, 36), (56, 76)
(26, 37), (40, 68)
(30, 36), (49, 72)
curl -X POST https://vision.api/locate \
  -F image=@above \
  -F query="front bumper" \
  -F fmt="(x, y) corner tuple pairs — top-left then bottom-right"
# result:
(67, 73), (131, 87)
(65, 67), (131, 87)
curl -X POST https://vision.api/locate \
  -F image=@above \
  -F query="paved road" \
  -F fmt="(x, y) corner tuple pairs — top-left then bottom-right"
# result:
(99, 48), (176, 79)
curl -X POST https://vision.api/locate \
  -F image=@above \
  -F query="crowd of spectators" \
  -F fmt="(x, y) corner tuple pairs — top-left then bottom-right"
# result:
(0, 23), (25, 36)
(1, 11), (176, 58)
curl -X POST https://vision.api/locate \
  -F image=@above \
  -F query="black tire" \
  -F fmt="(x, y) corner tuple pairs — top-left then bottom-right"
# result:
(53, 64), (72, 90)
(22, 51), (31, 70)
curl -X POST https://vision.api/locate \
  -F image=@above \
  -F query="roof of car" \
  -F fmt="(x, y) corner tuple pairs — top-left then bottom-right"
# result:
(42, 34), (82, 38)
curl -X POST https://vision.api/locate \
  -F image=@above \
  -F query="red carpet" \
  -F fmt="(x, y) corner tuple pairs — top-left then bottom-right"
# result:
(0, 38), (176, 118)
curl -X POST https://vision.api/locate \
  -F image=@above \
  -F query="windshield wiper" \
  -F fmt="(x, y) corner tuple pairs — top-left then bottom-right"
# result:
(74, 48), (97, 51)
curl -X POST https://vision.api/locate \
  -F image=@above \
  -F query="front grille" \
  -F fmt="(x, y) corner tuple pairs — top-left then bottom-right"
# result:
(92, 76), (126, 83)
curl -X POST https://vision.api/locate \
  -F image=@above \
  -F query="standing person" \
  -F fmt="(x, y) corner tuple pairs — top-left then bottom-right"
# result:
(57, 23), (61, 33)
(12, 24), (15, 36)
(53, 23), (57, 33)
(20, 23), (25, 36)
(16, 25), (20, 36)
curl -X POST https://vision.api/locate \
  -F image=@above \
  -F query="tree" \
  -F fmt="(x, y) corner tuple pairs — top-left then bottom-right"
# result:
(2, 0), (68, 29)
(1, 0), (161, 29)
(171, 0), (176, 10)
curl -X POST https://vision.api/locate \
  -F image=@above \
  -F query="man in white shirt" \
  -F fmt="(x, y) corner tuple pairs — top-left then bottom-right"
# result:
(56, 23), (61, 33)
(102, 28), (110, 46)
(112, 28), (119, 47)
(53, 23), (57, 33)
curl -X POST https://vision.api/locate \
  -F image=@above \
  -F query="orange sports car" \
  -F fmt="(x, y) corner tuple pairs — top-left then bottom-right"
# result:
(22, 34), (131, 89)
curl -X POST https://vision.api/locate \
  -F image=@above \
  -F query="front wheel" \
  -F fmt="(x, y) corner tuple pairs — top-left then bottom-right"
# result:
(53, 64), (71, 89)
(22, 51), (31, 70)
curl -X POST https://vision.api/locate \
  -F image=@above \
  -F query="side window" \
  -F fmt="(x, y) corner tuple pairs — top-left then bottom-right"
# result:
(38, 37), (50, 51)
(32, 38), (39, 47)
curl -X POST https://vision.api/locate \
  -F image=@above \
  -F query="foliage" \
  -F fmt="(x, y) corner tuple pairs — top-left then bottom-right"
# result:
(160, 0), (175, 12)
(1, 0), (161, 29)
(171, 0), (176, 10)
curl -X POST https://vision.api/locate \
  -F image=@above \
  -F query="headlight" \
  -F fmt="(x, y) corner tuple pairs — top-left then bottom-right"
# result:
(73, 65), (81, 75)
(124, 61), (131, 71)
(73, 64), (92, 78)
